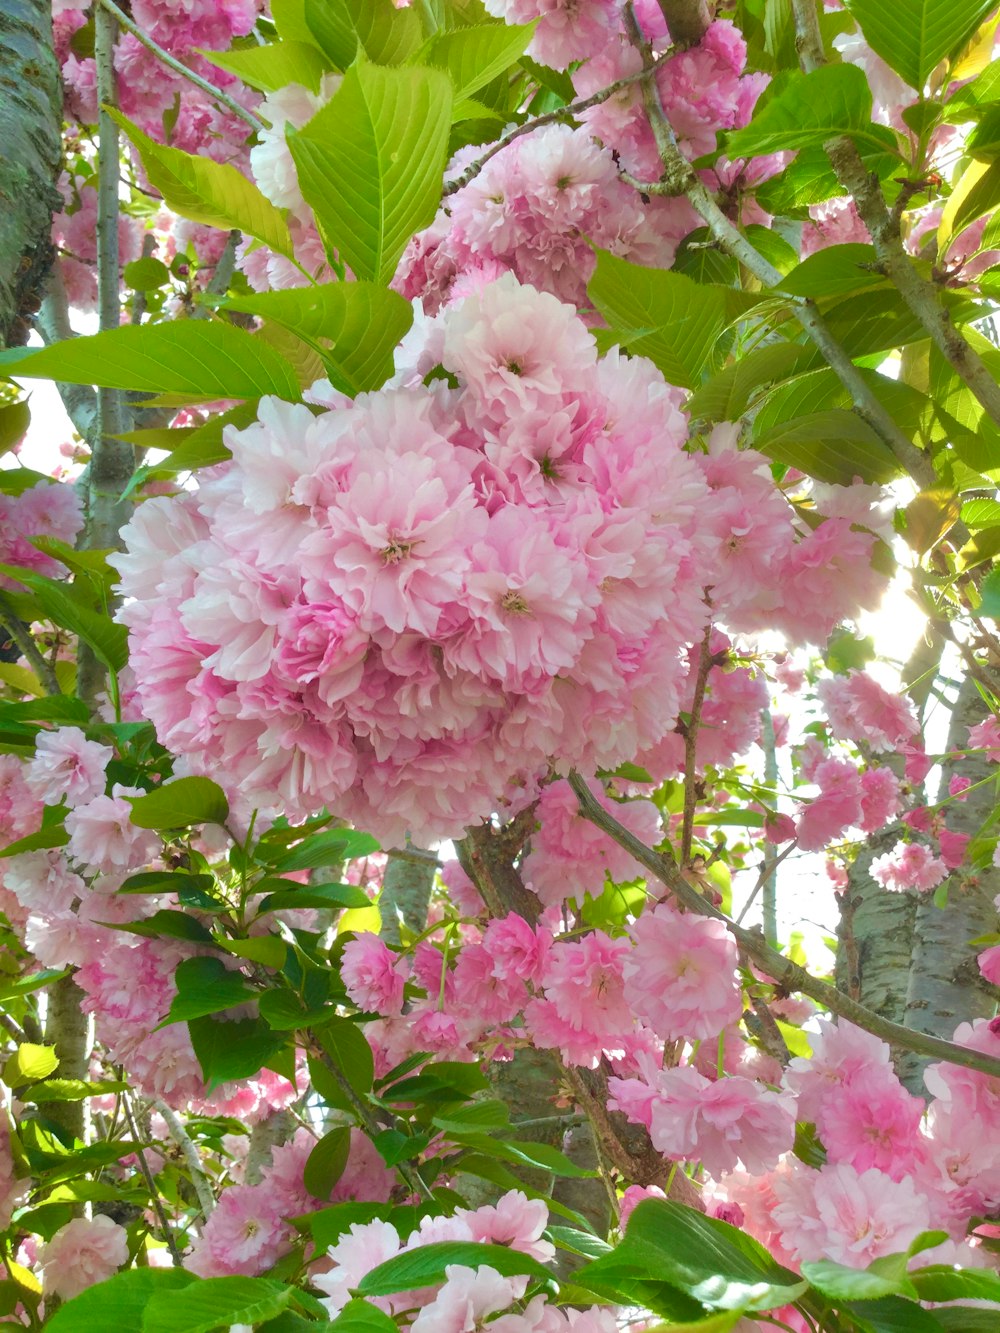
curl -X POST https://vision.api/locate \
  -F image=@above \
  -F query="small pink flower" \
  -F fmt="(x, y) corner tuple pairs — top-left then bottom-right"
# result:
(340, 933), (409, 1016)
(624, 903), (741, 1042)
(979, 946), (1000, 986)
(871, 841), (948, 893)
(648, 1067), (796, 1176)
(969, 716), (1000, 762)
(64, 784), (159, 873)
(26, 726), (112, 808)
(410, 1264), (519, 1333)
(38, 1215), (128, 1300)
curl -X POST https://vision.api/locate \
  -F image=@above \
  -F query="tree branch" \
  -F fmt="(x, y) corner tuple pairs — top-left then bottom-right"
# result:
(95, 0), (264, 132)
(155, 1099), (215, 1218)
(681, 626), (713, 864)
(0, 596), (63, 695)
(656, 0), (715, 48)
(789, 0), (826, 73)
(568, 770), (1000, 1082)
(825, 136), (1000, 433)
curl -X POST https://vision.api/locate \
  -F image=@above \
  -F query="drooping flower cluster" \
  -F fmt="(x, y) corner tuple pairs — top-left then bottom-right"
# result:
(0, 479), (83, 587)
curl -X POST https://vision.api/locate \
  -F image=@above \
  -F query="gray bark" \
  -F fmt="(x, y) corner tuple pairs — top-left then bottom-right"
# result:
(379, 850), (434, 945)
(836, 829), (917, 1027)
(0, 0), (63, 348)
(900, 676), (1000, 1092)
(44, 975), (89, 1139)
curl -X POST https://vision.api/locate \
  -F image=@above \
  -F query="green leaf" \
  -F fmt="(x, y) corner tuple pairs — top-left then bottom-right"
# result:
(939, 158), (1000, 252)
(201, 40), (331, 93)
(143, 1277), (293, 1333)
(109, 109), (292, 258)
(304, 0), (424, 68)
(422, 20), (536, 101)
(124, 257), (170, 291)
(945, 59), (1000, 119)
(0, 322), (299, 403)
(258, 990), (333, 1029)
(912, 1263), (1000, 1304)
(316, 1017), (375, 1097)
(303, 1126), (351, 1199)
(841, 1295), (947, 1332)
(0, 565), (128, 671)
(967, 104), (1000, 159)
(753, 408), (900, 484)
(328, 1300), (399, 1331)
(686, 344), (813, 421)
(0, 399), (30, 455)
(163, 957), (257, 1025)
(456, 1133), (598, 1178)
(0, 824), (69, 858)
(358, 1241), (551, 1296)
(295, 1201), (392, 1250)
(727, 64), (901, 159)
(801, 1259), (916, 1301)
(576, 1199), (808, 1314)
(289, 62), (452, 284)
(588, 251), (730, 389)
(780, 244), (886, 299)
(112, 909), (215, 944)
(208, 282), (413, 395)
(269, 828), (380, 873)
(220, 936), (288, 968)
(979, 565), (1000, 617)
(843, 0), (998, 90)
(258, 882), (371, 914)
(188, 1016), (287, 1092)
(24, 1078), (127, 1103)
(44, 1269), (196, 1332)
(0, 967), (68, 1001)
(2, 1043), (58, 1086)
(127, 776), (230, 830)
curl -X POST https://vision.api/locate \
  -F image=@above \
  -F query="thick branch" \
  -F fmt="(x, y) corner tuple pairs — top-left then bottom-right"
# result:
(156, 1099), (216, 1218)
(789, 0), (826, 73)
(826, 137), (1000, 433)
(568, 771), (1000, 1082)
(656, 0), (715, 48)
(96, 0), (263, 132)
(0, 596), (62, 695)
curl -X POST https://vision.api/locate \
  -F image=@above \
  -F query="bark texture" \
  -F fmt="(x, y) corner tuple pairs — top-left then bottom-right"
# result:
(0, 0), (63, 348)
(836, 831), (917, 1028)
(900, 676), (1000, 1092)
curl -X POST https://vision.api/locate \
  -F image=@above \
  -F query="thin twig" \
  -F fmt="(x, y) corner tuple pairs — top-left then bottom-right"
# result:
(121, 1094), (183, 1265)
(681, 626), (713, 864)
(0, 600), (63, 696)
(568, 770), (1000, 1081)
(95, 0), (264, 132)
(443, 66), (658, 197)
(760, 709), (780, 946)
(155, 1099), (215, 1218)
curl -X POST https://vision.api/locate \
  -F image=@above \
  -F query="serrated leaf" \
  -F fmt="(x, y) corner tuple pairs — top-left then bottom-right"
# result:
(753, 408), (901, 484)
(422, 20), (535, 101)
(780, 244), (886, 299)
(0, 564), (128, 671)
(687, 344), (812, 421)
(978, 564), (1000, 617)
(220, 936), (287, 968)
(127, 776), (229, 829)
(358, 1241), (551, 1296)
(110, 109), (292, 258)
(0, 399), (30, 454)
(208, 282), (413, 395)
(143, 1277), (293, 1333)
(201, 40), (331, 94)
(43, 1269), (196, 1332)
(904, 487), (961, 553)
(304, 0), (424, 68)
(588, 251), (729, 389)
(269, 828), (380, 873)
(316, 1017), (374, 1097)
(939, 158), (1000, 252)
(188, 1016), (287, 1092)
(801, 1259), (916, 1301)
(163, 957), (256, 1026)
(327, 1299), (399, 1332)
(3, 1043), (58, 1086)
(727, 64), (902, 159)
(289, 62), (452, 284)
(0, 322), (300, 404)
(843, 0), (998, 90)
(257, 882), (371, 915)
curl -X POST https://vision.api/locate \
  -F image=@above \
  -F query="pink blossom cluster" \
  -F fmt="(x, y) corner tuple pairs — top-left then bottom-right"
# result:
(816, 670), (919, 753)
(38, 1215), (129, 1301)
(396, 123), (698, 315)
(792, 741), (903, 852)
(571, 19), (768, 182)
(51, 175), (144, 313)
(871, 840), (949, 893)
(0, 479), (83, 587)
(113, 276), (717, 845)
(114, 278), (889, 845)
(189, 1127), (394, 1277)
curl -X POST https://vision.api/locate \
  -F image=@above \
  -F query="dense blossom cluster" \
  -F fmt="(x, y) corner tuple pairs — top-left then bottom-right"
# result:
(114, 277), (888, 844)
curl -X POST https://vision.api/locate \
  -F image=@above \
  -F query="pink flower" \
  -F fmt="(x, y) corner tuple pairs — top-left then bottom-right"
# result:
(314, 1220), (402, 1316)
(187, 1184), (289, 1277)
(38, 1215), (128, 1300)
(772, 1163), (932, 1269)
(795, 758), (862, 853)
(482, 913), (552, 985)
(949, 775), (972, 800)
(466, 1191), (554, 1263)
(25, 726), (112, 808)
(64, 785), (160, 873)
(623, 903), (742, 1042)
(648, 1067), (796, 1176)
(817, 671), (919, 753)
(937, 828), (970, 870)
(979, 946), (1000, 986)
(817, 1065), (926, 1180)
(859, 766), (901, 834)
(969, 715), (1000, 760)
(410, 1264), (520, 1333)
(871, 841), (948, 893)
(784, 1019), (893, 1125)
(340, 933), (409, 1016)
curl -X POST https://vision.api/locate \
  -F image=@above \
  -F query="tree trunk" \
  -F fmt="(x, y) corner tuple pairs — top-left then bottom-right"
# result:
(836, 830), (917, 1028)
(0, 0), (63, 348)
(899, 675), (1000, 1091)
